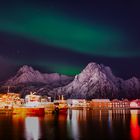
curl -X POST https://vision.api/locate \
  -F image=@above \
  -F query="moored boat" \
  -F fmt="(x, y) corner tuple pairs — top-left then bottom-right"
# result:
(13, 107), (45, 116)
(44, 102), (55, 114)
(53, 99), (68, 114)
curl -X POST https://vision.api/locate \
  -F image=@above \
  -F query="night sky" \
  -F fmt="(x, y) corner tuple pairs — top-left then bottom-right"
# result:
(0, 0), (140, 80)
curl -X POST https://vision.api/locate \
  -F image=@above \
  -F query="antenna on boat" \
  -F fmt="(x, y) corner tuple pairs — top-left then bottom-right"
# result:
(1, 85), (15, 94)
(7, 86), (10, 93)
(58, 95), (60, 100)
(4, 85), (11, 93)
(62, 95), (64, 100)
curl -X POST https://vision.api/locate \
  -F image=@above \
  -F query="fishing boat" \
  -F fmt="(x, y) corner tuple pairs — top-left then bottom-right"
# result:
(42, 102), (55, 114)
(53, 95), (68, 114)
(13, 92), (45, 116)
(13, 107), (45, 116)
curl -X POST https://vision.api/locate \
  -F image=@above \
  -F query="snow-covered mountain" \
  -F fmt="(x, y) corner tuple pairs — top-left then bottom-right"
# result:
(3, 63), (140, 99)
(123, 77), (140, 98)
(5, 65), (73, 86)
(49, 62), (140, 99)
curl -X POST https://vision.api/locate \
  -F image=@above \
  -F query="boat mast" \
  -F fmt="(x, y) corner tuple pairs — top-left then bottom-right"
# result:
(7, 86), (10, 93)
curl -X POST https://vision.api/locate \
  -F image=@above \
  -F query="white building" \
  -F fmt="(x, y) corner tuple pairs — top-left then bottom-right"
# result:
(67, 99), (87, 107)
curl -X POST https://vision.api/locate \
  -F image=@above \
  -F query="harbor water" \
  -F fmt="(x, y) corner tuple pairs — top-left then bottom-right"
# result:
(0, 109), (140, 140)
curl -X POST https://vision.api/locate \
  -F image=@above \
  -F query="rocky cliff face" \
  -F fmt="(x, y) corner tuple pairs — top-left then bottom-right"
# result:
(123, 77), (140, 98)
(3, 63), (140, 99)
(48, 62), (140, 99)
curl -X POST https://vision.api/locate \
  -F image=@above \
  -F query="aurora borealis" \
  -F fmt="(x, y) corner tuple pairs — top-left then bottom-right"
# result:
(0, 7), (125, 57)
(0, 1), (140, 80)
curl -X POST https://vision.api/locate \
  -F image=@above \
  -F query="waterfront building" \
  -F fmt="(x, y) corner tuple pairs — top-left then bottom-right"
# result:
(89, 99), (130, 109)
(111, 99), (130, 109)
(130, 99), (140, 108)
(90, 99), (111, 109)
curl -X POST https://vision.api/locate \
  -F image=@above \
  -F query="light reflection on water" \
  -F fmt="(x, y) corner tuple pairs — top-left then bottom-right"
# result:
(130, 110), (140, 140)
(25, 117), (41, 140)
(67, 109), (80, 140)
(0, 109), (140, 140)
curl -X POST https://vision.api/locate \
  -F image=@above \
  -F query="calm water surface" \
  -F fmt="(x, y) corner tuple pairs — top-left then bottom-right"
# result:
(0, 109), (140, 140)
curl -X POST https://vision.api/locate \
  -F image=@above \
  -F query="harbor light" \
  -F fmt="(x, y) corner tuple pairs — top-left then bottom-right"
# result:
(130, 101), (138, 108)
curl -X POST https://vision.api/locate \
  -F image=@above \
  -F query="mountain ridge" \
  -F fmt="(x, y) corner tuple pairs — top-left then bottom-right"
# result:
(5, 65), (74, 85)
(2, 62), (140, 99)
(48, 62), (140, 99)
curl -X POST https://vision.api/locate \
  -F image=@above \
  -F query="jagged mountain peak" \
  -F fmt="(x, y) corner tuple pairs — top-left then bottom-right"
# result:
(82, 62), (113, 76)
(49, 62), (140, 99)
(78, 62), (116, 83)
(124, 76), (140, 87)
(49, 62), (120, 99)
(18, 65), (34, 73)
(83, 62), (101, 73)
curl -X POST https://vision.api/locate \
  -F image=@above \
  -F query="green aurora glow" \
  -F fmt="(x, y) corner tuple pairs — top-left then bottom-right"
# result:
(0, 5), (139, 58)
(40, 63), (82, 75)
